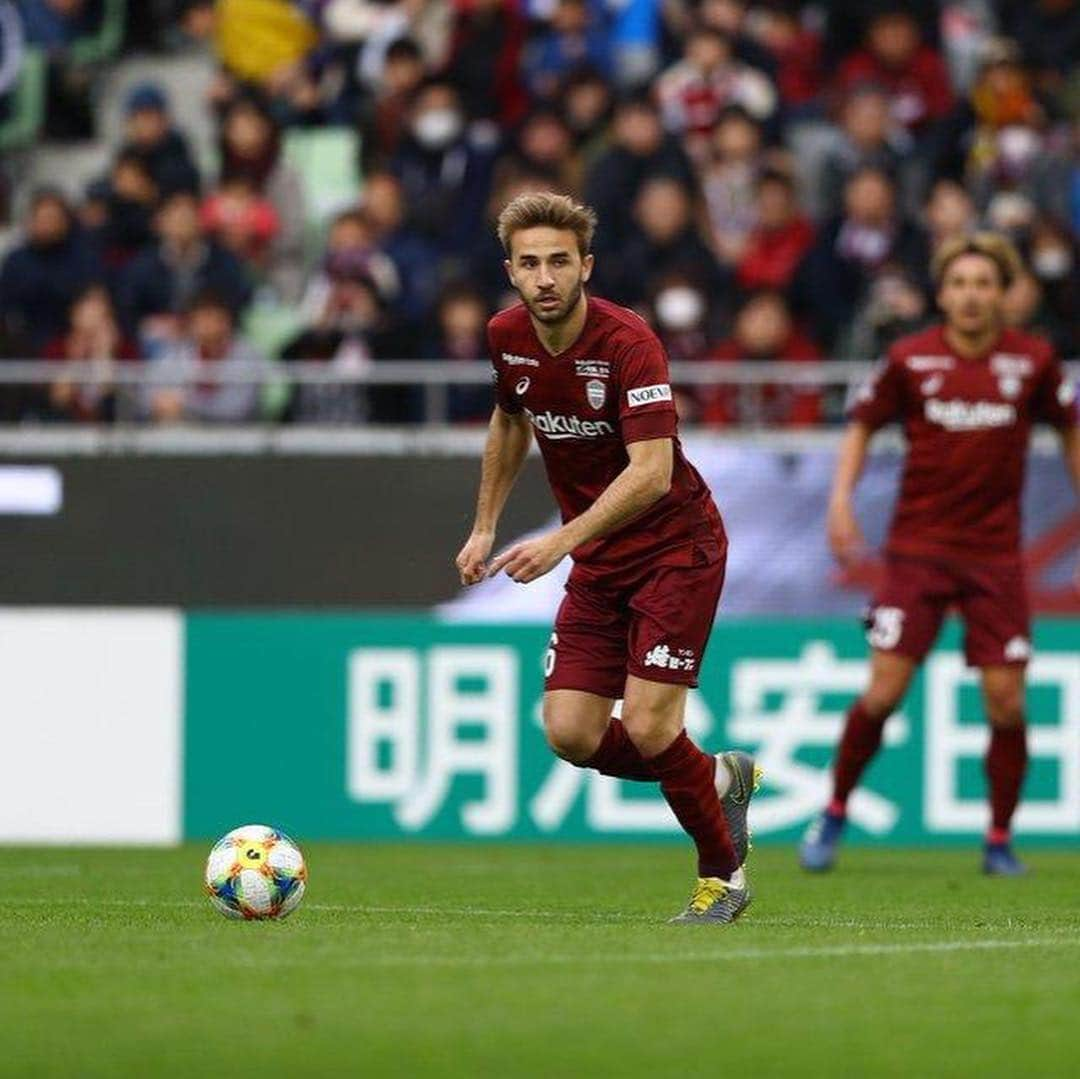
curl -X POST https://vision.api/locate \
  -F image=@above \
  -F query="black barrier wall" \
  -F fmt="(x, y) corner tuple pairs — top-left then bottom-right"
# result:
(0, 456), (553, 606)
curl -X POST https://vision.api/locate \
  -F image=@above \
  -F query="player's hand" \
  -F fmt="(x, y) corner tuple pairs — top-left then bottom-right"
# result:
(455, 529), (495, 586)
(487, 532), (569, 584)
(827, 498), (865, 566)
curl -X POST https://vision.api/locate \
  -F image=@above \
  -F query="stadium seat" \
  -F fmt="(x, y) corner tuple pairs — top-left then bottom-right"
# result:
(0, 48), (46, 152)
(69, 0), (127, 67)
(282, 127), (362, 231)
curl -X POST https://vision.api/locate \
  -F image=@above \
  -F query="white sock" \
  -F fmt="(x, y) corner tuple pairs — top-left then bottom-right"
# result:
(714, 755), (733, 798)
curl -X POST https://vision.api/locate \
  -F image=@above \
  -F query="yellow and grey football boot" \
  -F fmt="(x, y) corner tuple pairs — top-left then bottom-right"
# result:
(716, 750), (763, 866)
(669, 867), (751, 925)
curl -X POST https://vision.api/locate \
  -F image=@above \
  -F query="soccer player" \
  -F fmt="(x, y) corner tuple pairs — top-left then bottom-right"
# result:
(799, 233), (1080, 876)
(455, 192), (760, 923)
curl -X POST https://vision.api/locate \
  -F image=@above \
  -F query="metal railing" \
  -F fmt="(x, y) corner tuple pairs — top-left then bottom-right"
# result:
(0, 359), (1075, 426)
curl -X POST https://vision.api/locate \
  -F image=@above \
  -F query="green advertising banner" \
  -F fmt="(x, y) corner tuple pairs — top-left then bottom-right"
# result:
(184, 616), (1080, 844)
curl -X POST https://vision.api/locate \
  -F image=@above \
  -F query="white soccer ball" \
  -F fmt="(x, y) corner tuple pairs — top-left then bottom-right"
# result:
(204, 825), (307, 920)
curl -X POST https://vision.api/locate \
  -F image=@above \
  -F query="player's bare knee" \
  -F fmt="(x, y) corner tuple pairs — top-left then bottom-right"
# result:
(541, 710), (595, 765)
(985, 689), (1025, 729)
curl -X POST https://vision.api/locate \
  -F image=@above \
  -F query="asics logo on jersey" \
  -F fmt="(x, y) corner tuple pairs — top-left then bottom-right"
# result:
(924, 399), (1017, 430)
(515, 377), (530, 395)
(524, 409), (614, 440)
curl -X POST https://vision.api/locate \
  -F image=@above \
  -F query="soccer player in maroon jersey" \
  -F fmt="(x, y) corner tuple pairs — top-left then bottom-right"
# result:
(455, 192), (760, 922)
(800, 233), (1080, 876)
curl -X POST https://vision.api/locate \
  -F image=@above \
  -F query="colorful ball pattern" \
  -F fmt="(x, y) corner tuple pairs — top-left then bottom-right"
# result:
(204, 825), (307, 920)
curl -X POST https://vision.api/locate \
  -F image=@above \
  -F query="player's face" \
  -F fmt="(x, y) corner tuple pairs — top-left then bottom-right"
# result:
(938, 253), (1006, 337)
(505, 227), (593, 324)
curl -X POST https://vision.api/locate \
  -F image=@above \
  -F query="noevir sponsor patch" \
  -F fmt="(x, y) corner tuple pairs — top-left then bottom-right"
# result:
(525, 409), (615, 440)
(627, 384), (672, 408)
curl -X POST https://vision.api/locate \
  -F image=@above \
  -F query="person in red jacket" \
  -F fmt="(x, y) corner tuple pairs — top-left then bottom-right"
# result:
(834, 5), (953, 138)
(734, 169), (815, 293)
(703, 290), (822, 426)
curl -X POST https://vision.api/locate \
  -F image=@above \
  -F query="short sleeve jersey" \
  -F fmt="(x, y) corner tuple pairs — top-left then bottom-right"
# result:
(850, 324), (1077, 561)
(488, 297), (724, 580)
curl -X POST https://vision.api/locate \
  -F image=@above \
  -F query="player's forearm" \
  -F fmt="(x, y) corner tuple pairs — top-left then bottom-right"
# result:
(830, 422), (872, 506)
(557, 458), (670, 551)
(472, 409), (532, 534)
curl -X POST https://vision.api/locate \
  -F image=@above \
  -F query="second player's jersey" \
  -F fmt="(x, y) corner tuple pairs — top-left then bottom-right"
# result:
(488, 296), (724, 581)
(850, 324), (1077, 561)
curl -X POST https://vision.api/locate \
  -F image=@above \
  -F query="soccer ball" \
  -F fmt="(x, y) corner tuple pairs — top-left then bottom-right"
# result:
(204, 824), (307, 920)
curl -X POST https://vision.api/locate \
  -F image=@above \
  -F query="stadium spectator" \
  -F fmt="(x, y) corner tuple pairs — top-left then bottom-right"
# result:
(284, 245), (416, 424)
(84, 152), (159, 275)
(357, 36), (428, 172)
(838, 264), (931, 360)
(120, 189), (253, 350)
(699, 106), (767, 266)
(656, 24), (776, 159)
(0, 0), (23, 103)
(923, 176), (977, 251)
(703, 290), (822, 426)
(200, 175), (280, 272)
(795, 166), (930, 349)
(1002, 268), (1076, 357)
(118, 82), (201, 199)
(141, 291), (263, 424)
(360, 170), (440, 326)
(647, 270), (715, 421)
(733, 168), (815, 294)
(441, 0), (528, 128)
(584, 92), (695, 257)
(998, 0), (1080, 90)
(559, 66), (614, 168)
(692, 0), (776, 81)
(523, 0), (613, 101)
(218, 94), (306, 300)
(1026, 216), (1080, 355)
(834, 5), (953, 140)
(508, 106), (584, 195)
(598, 174), (726, 307)
(389, 79), (500, 262)
(425, 283), (491, 423)
(818, 82), (911, 218)
(41, 285), (139, 422)
(743, 0), (823, 112)
(0, 188), (98, 350)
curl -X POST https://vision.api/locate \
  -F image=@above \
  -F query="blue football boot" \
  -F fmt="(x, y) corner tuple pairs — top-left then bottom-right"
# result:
(983, 842), (1028, 877)
(798, 810), (845, 872)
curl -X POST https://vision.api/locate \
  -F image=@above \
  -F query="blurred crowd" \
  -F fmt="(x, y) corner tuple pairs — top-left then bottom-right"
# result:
(0, 0), (1077, 426)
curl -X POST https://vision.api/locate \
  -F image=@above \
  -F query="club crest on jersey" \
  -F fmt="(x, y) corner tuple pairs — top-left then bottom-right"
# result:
(585, 379), (606, 409)
(575, 359), (610, 379)
(998, 375), (1021, 400)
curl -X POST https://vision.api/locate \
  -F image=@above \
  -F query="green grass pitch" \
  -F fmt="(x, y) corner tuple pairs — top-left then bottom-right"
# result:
(4, 844), (1079, 1077)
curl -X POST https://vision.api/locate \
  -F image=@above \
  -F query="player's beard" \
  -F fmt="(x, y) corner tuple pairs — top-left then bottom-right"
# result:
(527, 278), (585, 325)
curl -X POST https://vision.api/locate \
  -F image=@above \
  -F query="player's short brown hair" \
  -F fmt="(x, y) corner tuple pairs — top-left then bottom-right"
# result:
(497, 192), (598, 258)
(932, 232), (1023, 289)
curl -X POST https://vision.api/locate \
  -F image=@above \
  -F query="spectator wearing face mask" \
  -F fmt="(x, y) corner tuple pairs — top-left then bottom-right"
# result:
(648, 273), (715, 422)
(358, 36), (428, 172)
(390, 79), (500, 265)
(0, 189), (98, 350)
(795, 165), (929, 349)
(1025, 218), (1079, 355)
(703, 291), (822, 427)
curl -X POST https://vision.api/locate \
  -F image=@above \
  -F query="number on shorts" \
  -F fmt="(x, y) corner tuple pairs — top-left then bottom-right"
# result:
(544, 632), (558, 677)
(868, 606), (905, 651)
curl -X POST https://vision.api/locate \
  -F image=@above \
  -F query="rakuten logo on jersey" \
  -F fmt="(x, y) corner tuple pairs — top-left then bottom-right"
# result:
(525, 409), (615, 440)
(924, 399), (1017, 431)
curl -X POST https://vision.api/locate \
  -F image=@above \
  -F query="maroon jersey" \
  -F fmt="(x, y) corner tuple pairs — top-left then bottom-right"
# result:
(488, 296), (724, 581)
(851, 324), (1077, 562)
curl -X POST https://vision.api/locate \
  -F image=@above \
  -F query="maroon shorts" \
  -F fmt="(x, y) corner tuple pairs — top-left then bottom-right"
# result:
(866, 554), (1031, 668)
(544, 543), (727, 699)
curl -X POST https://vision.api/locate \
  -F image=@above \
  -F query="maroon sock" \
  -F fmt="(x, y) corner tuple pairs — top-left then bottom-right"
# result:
(986, 725), (1028, 839)
(830, 701), (887, 811)
(647, 730), (738, 879)
(583, 718), (655, 781)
